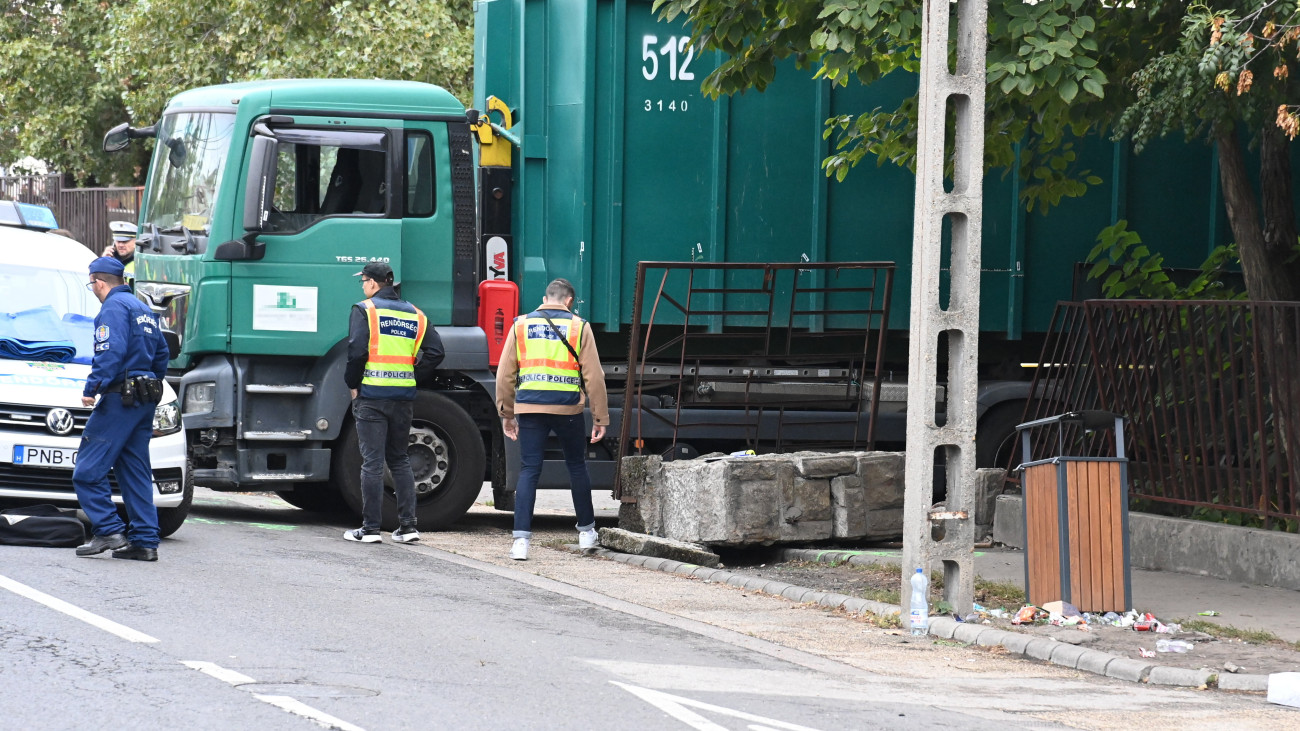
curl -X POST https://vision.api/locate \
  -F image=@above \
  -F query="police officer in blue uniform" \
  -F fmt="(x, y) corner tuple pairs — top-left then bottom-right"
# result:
(72, 257), (170, 561)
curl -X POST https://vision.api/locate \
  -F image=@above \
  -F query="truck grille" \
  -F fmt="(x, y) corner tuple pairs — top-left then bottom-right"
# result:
(0, 403), (92, 437)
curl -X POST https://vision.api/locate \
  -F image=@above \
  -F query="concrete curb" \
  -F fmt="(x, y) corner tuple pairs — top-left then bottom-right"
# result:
(577, 544), (1269, 693)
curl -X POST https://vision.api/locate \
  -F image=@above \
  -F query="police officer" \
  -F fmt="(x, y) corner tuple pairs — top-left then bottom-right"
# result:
(495, 278), (609, 560)
(103, 220), (138, 283)
(343, 262), (444, 544)
(72, 257), (170, 561)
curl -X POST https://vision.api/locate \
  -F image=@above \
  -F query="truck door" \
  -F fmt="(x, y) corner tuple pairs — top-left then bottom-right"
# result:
(395, 122), (457, 325)
(230, 119), (404, 355)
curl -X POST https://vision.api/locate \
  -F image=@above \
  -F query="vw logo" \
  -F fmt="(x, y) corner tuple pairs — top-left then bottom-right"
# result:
(45, 408), (75, 436)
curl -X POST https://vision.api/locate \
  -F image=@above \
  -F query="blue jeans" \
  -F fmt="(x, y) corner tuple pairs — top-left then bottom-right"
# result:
(352, 398), (417, 531)
(72, 393), (159, 548)
(513, 412), (595, 537)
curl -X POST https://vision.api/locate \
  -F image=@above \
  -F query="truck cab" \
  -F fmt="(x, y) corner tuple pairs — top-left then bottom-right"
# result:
(110, 80), (497, 528)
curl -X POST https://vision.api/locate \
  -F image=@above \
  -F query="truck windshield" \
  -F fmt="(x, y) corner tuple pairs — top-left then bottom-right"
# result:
(142, 112), (236, 235)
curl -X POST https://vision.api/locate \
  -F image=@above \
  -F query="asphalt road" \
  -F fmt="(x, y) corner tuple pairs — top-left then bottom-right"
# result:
(2, 491), (1013, 731)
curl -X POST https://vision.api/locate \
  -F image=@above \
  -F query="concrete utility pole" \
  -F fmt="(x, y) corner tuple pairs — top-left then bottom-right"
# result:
(901, 0), (988, 620)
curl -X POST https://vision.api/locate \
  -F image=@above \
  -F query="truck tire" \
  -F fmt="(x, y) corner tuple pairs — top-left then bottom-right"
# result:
(975, 401), (1028, 471)
(275, 483), (350, 514)
(156, 464), (194, 538)
(335, 392), (486, 531)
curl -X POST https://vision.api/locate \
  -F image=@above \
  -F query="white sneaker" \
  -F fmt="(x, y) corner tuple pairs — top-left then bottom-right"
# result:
(510, 537), (529, 560)
(578, 528), (599, 550)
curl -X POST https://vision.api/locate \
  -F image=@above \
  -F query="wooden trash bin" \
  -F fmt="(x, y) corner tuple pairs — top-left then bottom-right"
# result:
(1016, 412), (1132, 613)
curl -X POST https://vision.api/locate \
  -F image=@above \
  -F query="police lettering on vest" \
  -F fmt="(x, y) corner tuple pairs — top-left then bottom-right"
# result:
(514, 310), (584, 406)
(358, 297), (428, 400)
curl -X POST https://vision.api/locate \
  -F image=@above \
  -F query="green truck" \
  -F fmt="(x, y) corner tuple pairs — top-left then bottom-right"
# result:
(104, 0), (1236, 529)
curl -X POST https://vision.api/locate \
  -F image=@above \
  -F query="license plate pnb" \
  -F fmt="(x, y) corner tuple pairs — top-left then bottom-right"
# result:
(12, 445), (78, 469)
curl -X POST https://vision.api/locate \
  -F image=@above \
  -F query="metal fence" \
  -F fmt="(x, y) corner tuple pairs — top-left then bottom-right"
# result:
(1, 174), (142, 253)
(1019, 300), (1300, 529)
(614, 261), (895, 495)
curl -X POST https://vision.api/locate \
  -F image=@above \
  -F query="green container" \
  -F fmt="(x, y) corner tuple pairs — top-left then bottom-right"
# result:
(475, 0), (1231, 338)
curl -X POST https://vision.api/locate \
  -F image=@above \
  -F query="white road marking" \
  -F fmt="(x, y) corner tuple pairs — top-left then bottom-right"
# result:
(181, 660), (255, 685)
(613, 681), (821, 731)
(0, 573), (159, 643)
(180, 661), (366, 731)
(253, 695), (367, 731)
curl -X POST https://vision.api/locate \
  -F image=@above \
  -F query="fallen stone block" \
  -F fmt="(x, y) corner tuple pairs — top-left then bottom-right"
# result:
(830, 476), (868, 538)
(597, 528), (721, 567)
(793, 453), (860, 478)
(993, 494), (1025, 549)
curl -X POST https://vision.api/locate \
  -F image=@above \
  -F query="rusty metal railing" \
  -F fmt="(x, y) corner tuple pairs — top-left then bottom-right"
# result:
(2, 174), (143, 253)
(614, 261), (894, 495)
(1018, 300), (1300, 529)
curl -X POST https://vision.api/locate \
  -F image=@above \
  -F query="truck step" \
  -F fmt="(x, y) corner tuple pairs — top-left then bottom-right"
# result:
(242, 430), (311, 441)
(244, 384), (315, 395)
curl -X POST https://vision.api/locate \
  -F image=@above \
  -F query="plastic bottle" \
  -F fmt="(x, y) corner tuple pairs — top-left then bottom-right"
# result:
(1155, 639), (1194, 653)
(909, 568), (929, 636)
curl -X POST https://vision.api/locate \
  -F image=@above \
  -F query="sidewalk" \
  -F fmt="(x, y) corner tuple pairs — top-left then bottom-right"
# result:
(793, 546), (1300, 645)
(504, 486), (1300, 644)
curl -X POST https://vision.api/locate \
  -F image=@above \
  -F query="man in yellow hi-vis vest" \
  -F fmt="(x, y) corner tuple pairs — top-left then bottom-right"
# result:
(496, 278), (609, 560)
(343, 262), (443, 544)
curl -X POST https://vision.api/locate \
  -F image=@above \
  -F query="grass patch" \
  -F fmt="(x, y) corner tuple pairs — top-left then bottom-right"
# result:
(1178, 619), (1300, 649)
(860, 587), (902, 605)
(973, 578), (1026, 608)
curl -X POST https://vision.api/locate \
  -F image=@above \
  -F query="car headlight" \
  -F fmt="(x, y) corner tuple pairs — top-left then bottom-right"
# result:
(153, 400), (182, 437)
(183, 381), (215, 415)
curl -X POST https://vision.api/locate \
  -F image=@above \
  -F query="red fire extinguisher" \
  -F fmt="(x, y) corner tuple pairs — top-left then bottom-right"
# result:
(477, 280), (518, 368)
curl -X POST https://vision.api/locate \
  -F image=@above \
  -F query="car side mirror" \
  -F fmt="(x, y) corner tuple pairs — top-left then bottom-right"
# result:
(103, 123), (131, 153)
(243, 135), (278, 234)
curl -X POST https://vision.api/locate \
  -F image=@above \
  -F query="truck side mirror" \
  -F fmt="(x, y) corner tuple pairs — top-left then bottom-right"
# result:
(103, 123), (131, 153)
(243, 134), (278, 234)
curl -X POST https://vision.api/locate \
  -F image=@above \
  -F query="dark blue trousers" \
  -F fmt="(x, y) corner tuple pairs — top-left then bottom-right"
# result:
(512, 412), (596, 537)
(72, 393), (159, 548)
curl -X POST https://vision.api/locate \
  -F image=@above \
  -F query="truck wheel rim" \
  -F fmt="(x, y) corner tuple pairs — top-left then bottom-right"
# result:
(407, 423), (450, 498)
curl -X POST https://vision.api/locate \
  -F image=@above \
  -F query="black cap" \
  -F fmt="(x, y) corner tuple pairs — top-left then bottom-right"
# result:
(354, 261), (393, 282)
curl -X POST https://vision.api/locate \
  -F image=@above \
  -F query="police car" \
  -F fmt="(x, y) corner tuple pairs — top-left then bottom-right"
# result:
(0, 227), (191, 536)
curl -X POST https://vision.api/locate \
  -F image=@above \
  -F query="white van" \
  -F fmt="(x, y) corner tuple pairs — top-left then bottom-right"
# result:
(0, 227), (190, 536)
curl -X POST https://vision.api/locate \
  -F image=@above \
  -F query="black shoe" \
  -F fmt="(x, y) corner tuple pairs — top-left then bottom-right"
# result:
(76, 533), (128, 557)
(111, 545), (158, 562)
(391, 525), (420, 543)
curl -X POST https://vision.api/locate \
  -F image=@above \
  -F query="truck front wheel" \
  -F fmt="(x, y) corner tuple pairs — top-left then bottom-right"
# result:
(334, 392), (486, 531)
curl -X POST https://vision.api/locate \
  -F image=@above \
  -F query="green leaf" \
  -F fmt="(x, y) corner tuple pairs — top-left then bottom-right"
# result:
(1059, 79), (1078, 103)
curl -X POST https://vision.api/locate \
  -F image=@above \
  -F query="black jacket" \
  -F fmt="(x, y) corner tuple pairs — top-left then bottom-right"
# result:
(344, 286), (445, 390)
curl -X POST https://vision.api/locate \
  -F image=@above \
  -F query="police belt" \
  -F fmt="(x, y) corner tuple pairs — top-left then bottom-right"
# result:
(103, 376), (163, 406)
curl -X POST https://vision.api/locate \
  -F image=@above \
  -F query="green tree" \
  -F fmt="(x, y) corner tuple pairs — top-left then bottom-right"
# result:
(654, 0), (1300, 304)
(0, 1), (145, 185)
(0, 0), (472, 186)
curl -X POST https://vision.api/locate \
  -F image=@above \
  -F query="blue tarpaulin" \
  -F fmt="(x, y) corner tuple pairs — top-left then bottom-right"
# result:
(61, 313), (95, 365)
(0, 306), (78, 362)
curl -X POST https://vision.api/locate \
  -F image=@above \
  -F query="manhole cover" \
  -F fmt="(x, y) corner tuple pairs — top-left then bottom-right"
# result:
(239, 683), (379, 699)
